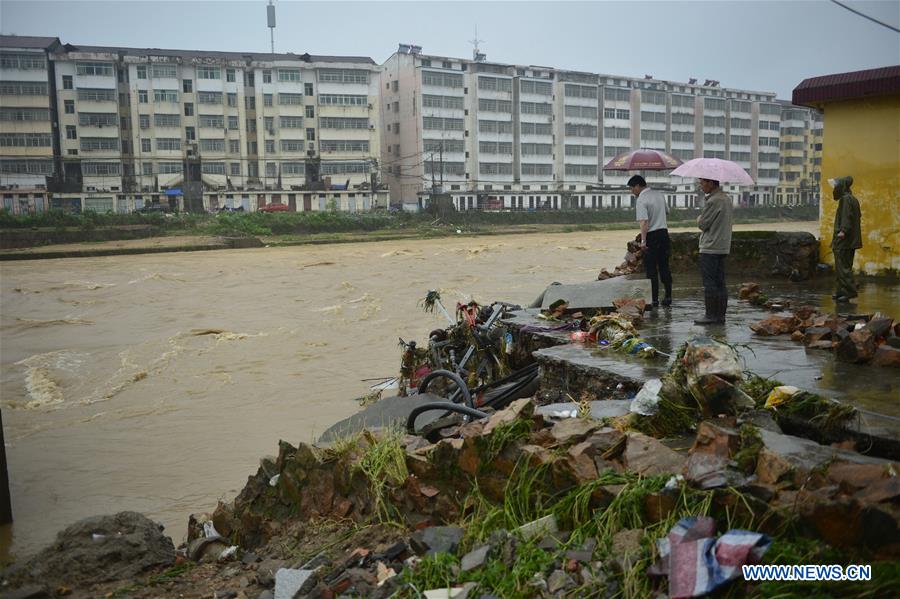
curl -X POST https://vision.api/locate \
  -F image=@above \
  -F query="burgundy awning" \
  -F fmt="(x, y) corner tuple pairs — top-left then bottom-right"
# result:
(793, 65), (900, 107)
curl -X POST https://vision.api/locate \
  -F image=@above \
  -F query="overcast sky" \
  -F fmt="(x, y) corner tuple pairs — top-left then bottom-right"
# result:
(1, 0), (898, 99)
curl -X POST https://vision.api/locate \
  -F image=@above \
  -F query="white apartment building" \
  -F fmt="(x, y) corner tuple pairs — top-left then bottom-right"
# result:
(0, 36), (61, 213)
(381, 46), (790, 210)
(0, 35), (387, 213)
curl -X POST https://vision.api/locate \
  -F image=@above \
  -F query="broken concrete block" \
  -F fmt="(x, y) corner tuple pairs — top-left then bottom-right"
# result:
(460, 544), (491, 572)
(517, 514), (558, 541)
(550, 418), (600, 445)
(482, 398), (534, 435)
(274, 568), (316, 599)
(541, 276), (651, 311)
(410, 526), (465, 556)
(623, 433), (686, 476)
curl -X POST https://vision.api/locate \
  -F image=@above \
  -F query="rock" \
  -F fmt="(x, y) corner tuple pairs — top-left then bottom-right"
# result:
(853, 477), (900, 504)
(482, 398), (534, 435)
(739, 283), (760, 299)
(256, 592), (274, 599)
(750, 315), (799, 336)
(865, 317), (894, 338)
(564, 441), (600, 481)
(550, 418), (600, 445)
(827, 463), (890, 491)
(517, 515), (558, 541)
(460, 544), (491, 572)
(643, 492), (677, 524)
(0, 586), (51, 599)
(547, 569), (575, 594)
(683, 453), (739, 489)
(241, 552), (261, 565)
(564, 538), (596, 562)
(802, 326), (834, 346)
(256, 559), (287, 588)
(836, 329), (878, 363)
(886, 336), (900, 349)
(790, 330), (804, 342)
(611, 528), (644, 571)
(690, 421), (740, 457)
(873, 345), (900, 368)
(807, 340), (836, 350)
(623, 433), (686, 476)
(22, 511), (175, 585)
(755, 429), (894, 487)
(410, 526), (464, 556)
(794, 305), (818, 320)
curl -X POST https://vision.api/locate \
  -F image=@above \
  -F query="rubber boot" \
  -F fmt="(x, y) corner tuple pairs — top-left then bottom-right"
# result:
(693, 291), (718, 325)
(716, 292), (728, 324)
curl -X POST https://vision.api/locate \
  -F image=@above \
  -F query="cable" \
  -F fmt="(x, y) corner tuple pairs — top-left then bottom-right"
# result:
(829, 0), (900, 33)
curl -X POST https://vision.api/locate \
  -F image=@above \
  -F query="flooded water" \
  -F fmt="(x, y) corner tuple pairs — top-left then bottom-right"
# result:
(0, 222), (823, 559)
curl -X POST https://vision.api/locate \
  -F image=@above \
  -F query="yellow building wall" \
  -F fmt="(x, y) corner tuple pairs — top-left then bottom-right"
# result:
(819, 95), (900, 274)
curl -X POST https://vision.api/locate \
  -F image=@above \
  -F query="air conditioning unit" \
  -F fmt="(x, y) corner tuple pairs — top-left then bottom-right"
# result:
(308, 142), (315, 151)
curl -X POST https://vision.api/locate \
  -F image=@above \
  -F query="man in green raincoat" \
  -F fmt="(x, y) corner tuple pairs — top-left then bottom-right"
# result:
(830, 176), (862, 302)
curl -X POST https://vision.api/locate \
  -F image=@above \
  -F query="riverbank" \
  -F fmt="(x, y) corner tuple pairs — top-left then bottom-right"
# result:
(0, 219), (818, 260)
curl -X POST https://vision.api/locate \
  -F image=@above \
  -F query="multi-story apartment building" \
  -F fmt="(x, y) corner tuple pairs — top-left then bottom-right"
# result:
(0, 35), (62, 213)
(381, 46), (809, 211)
(776, 101), (823, 205)
(0, 35), (387, 213)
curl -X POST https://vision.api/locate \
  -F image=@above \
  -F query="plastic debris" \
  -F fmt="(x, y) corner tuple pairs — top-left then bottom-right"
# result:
(653, 516), (771, 598)
(764, 385), (802, 409)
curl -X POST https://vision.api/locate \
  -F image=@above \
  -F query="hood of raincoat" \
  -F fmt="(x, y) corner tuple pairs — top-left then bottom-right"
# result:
(832, 176), (853, 201)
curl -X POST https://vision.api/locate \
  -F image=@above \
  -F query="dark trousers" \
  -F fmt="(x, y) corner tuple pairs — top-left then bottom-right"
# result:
(834, 248), (857, 297)
(644, 228), (673, 303)
(699, 253), (727, 293)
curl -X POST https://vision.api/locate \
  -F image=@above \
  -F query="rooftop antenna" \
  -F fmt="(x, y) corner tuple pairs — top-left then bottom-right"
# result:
(470, 26), (486, 62)
(267, 0), (276, 54)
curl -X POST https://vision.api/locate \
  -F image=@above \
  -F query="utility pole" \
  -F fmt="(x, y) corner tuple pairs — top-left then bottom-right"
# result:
(439, 140), (444, 189)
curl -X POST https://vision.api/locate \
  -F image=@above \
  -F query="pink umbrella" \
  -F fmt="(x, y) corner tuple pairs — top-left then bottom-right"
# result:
(670, 158), (754, 185)
(603, 149), (683, 171)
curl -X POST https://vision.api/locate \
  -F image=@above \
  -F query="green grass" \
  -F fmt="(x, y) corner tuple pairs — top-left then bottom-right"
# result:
(355, 428), (409, 523)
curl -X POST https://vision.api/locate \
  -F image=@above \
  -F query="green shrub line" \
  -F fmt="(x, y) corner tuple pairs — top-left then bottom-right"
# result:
(0, 205), (818, 236)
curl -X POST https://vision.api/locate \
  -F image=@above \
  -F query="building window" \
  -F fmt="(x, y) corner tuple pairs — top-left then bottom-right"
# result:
(305, 105), (314, 118)
(185, 127), (196, 141)
(306, 128), (315, 141)
(153, 89), (179, 103)
(62, 75), (73, 90)
(136, 65), (147, 79)
(265, 140), (275, 153)
(138, 90), (148, 103)
(143, 162), (153, 175)
(280, 116), (303, 128)
(197, 91), (222, 104)
(318, 69), (370, 84)
(152, 64), (177, 78)
(183, 79), (193, 93)
(227, 93), (237, 107)
(263, 70), (272, 83)
(264, 116), (275, 132)
(197, 66), (221, 80)
(141, 138), (151, 152)
(304, 82), (314, 96)
(76, 62), (114, 77)
(64, 100), (75, 114)
(264, 94), (273, 107)
(184, 102), (194, 116)
(154, 113), (181, 127)
(138, 114), (150, 129)
(228, 115), (239, 130)
(65, 126), (77, 140)
(229, 139), (240, 153)
(226, 68), (236, 82)
(156, 138), (181, 151)
(278, 69), (301, 82)
(245, 96), (256, 109)
(278, 93), (303, 105)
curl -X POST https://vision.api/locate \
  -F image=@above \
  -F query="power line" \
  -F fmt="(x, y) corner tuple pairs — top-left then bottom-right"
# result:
(829, 0), (900, 33)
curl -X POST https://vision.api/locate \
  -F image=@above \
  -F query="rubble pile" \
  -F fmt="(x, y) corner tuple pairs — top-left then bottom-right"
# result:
(596, 236), (645, 281)
(746, 297), (899, 367)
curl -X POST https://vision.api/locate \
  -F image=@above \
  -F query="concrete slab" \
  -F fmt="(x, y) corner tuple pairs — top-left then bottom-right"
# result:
(536, 400), (632, 420)
(317, 392), (447, 443)
(540, 275), (651, 310)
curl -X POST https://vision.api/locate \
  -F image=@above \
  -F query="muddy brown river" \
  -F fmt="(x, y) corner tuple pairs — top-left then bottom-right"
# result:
(0, 223), (816, 559)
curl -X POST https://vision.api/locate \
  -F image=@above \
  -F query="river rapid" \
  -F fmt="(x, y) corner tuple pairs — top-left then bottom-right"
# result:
(0, 222), (816, 560)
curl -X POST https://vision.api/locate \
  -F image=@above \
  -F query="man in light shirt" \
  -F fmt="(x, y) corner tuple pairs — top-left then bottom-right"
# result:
(629, 175), (672, 308)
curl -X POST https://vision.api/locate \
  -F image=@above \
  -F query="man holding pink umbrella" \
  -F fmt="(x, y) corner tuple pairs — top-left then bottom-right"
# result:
(670, 158), (753, 325)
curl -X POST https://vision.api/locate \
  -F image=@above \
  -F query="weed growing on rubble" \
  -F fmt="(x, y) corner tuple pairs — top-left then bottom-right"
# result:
(356, 429), (408, 523)
(482, 418), (533, 467)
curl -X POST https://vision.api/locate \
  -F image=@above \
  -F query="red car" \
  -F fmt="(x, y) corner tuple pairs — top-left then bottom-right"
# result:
(258, 203), (290, 213)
